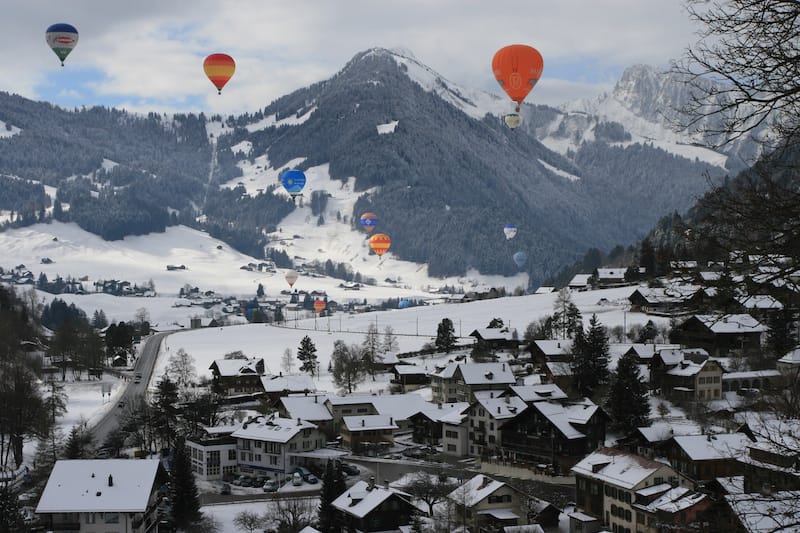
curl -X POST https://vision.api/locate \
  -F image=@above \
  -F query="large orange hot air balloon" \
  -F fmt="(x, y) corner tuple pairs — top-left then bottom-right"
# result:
(313, 299), (326, 314)
(369, 233), (391, 257)
(492, 45), (543, 112)
(203, 53), (236, 94)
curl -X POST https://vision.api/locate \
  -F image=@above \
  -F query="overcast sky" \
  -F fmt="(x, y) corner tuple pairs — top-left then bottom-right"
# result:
(3, 1), (700, 116)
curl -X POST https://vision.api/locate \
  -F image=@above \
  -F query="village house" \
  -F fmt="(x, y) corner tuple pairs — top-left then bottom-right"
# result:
(469, 327), (520, 351)
(527, 339), (573, 365)
(669, 313), (768, 357)
(595, 268), (628, 287)
(721, 369), (782, 394)
(568, 274), (593, 291)
(627, 285), (707, 316)
(208, 357), (265, 397)
(659, 358), (725, 402)
(332, 478), (421, 532)
(776, 346), (800, 379)
(408, 402), (470, 447)
(260, 373), (316, 406)
(632, 484), (712, 533)
(543, 361), (575, 396)
(447, 474), (530, 532)
(439, 404), (472, 457)
(230, 414), (325, 478)
(736, 419), (800, 493)
(430, 362), (517, 403)
(664, 433), (754, 483)
(341, 415), (399, 455)
(324, 393), (430, 435)
(36, 459), (166, 533)
(390, 363), (431, 392)
(571, 448), (690, 533)
(185, 424), (239, 481)
(466, 390), (528, 457)
(276, 393), (334, 438)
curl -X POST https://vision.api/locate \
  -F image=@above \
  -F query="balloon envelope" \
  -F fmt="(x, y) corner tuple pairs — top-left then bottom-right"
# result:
(504, 224), (518, 240)
(360, 212), (379, 232)
(369, 233), (392, 257)
(492, 45), (543, 108)
(313, 299), (326, 314)
(285, 269), (298, 288)
(281, 169), (306, 196)
(513, 251), (528, 268)
(203, 53), (236, 94)
(398, 300), (410, 309)
(46, 23), (79, 65)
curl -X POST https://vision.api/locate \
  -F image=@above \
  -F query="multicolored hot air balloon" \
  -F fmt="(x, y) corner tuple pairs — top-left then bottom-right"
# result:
(281, 169), (306, 198)
(313, 299), (326, 314)
(360, 212), (379, 233)
(369, 233), (391, 257)
(504, 224), (518, 240)
(285, 269), (298, 288)
(46, 23), (79, 66)
(203, 53), (236, 94)
(513, 251), (528, 268)
(492, 44), (543, 128)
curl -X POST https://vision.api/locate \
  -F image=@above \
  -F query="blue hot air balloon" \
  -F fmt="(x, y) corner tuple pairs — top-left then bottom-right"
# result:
(398, 300), (410, 309)
(281, 169), (306, 197)
(513, 251), (528, 268)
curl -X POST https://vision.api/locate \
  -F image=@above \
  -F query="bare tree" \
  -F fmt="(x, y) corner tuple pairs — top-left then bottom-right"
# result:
(281, 348), (294, 374)
(331, 341), (367, 394)
(382, 325), (399, 354)
(166, 348), (197, 390)
(233, 510), (263, 533)
(400, 471), (459, 516)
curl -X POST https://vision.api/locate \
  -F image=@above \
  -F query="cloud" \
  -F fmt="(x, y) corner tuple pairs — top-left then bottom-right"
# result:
(1, 0), (698, 114)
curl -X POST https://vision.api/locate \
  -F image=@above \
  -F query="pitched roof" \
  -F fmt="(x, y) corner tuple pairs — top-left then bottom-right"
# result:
(474, 393), (527, 420)
(530, 339), (573, 356)
(332, 479), (414, 519)
(36, 459), (160, 513)
(231, 414), (317, 443)
(431, 362), (516, 385)
(509, 384), (568, 403)
(260, 374), (316, 393)
(343, 415), (399, 432)
(572, 448), (673, 489)
(725, 491), (800, 532)
(671, 433), (754, 461)
(448, 474), (506, 507)
(278, 395), (333, 421)
(691, 314), (768, 334)
(210, 357), (264, 377)
(530, 401), (593, 440)
(778, 346), (800, 364)
(470, 328), (515, 341)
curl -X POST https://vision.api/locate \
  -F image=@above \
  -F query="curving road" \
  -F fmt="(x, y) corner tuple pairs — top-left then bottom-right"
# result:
(91, 331), (171, 446)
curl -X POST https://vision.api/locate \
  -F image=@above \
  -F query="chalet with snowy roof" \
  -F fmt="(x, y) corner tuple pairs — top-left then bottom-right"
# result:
(649, 347), (709, 391)
(231, 414), (325, 476)
(666, 433), (755, 483)
(276, 394), (334, 438)
(501, 398), (607, 474)
(527, 339), (573, 364)
(185, 424), (240, 480)
(620, 419), (705, 460)
(543, 361), (575, 396)
(439, 404), (472, 457)
(407, 402), (470, 447)
(659, 358), (725, 402)
(260, 373), (316, 406)
(632, 484), (711, 533)
(466, 390), (528, 456)
(430, 362), (516, 404)
(777, 346), (800, 378)
(332, 478), (420, 532)
(596, 267), (627, 287)
(669, 314), (768, 357)
(572, 448), (689, 533)
(736, 294), (784, 317)
(209, 357), (265, 397)
(36, 459), (166, 533)
(508, 383), (568, 404)
(568, 274), (592, 291)
(324, 393), (431, 435)
(341, 415), (399, 454)
(390, 363), (431, 392)
(469, 328), (519, 350)
(628, 285), (707, 316)
(448, 474), (529, 532)
(721, 369), (782, 393)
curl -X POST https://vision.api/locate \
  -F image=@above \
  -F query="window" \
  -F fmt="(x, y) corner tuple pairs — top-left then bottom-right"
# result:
(86, 513), (96, 524)
(255, 441), (262, 448)
(104, 513), (120, 524)
(446, 430), (458, 439)
(637, 512), (645, 524)
(447, 444), (456, 452)
(228, 449), (237, 461)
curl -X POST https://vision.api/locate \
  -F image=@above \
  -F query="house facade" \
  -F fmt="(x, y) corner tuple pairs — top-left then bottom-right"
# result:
(341, 415), (399, 454)
(209, 357), (265, 396)
(230, 414), (325, 476)
(332, 479), (420, 532)
(185, 425), (239, 481)
(448, 474), (528, 532)
(430, 362), (516, 404)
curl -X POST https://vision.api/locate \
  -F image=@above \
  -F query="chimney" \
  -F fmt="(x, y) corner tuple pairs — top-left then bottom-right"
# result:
(505, 395), (510, 404)
(557, 342), (561, 349)
(497, 406), (501, 414)
(390, 417), (393, 425)
(502, 363), (505, 371)
(108, 474), (113, 487)
(314, 395), (318, 403)
(368, 476), (375, 490)
(361, 419), (365, 427)
(490, 391), (494, 398)
(297, 417), (301, 426)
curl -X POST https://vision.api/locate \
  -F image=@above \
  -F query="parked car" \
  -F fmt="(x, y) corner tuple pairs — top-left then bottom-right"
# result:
(293, 467), (318, 484)
(262, 478), (279, 492)
(337, 462), (359, 476)
(292, 472), (303, 486)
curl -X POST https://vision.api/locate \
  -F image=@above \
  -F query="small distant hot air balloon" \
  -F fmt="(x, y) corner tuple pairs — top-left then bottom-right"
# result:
(492, 44), (543, 128)
(285, 269), (298, 288)
(369, 233), (392, 257)
(203, 53), (236, 94)
(313, 299), (326, 314)
(398, 300), (410, 309)
(513, 251), (528, 268)
(46, 23), (79, 66)
(360, 212), (379, 233)
(503, 224), (518, 240)
(281, 169), (306, 198)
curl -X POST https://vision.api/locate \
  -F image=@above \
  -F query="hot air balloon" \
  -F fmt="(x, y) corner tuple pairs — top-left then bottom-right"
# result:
(46, 23), (79, 66)
(281, 169), (306, 198)
(369, 233), (391, 257)
(203, 53), (236, 94)
(313, 299), (326, 314)
(285, 269), (298, 288)
(398, 300), (410, 309)
(360, 212), (379, 233)
(492, 44), (543, 128)
(504, 224), (518, 240)
(513, 251), (528, 268)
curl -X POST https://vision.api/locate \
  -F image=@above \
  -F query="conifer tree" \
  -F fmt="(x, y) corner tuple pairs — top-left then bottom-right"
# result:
(170, 437), (202, 530)
(435, 318), (456, 352)
(607, 351), (651, 434)
(0, 484), (26, 533)
(317, 459), (337, 533)
(570, 314), (610, 398)
(297, 335), (318, 377)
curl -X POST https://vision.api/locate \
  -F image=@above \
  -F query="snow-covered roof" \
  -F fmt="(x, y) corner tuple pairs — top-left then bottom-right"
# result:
(597, 268), (626, 279)
(261, 374), (316, 393)
(692, 314), (768, 334)
(637, 420), (702, 443)
(36, 459), (160, 513)
(722, 369), (781, 381)
(530, 339), (573, 356)
(448, 474), (506, 507)
(778, 346), (800, 364)
(545, 361), (573, 376)
(417, 402), (471, 423)
(474, 393), (527, 420)
(509, 384), (568, 403)
(531, 401), (586, 440)
(431, 362), (516, 385)
(736, 294), (783, 310)
(326, 393), (432, 422)
(636, 482), (673, 497)
(715, 475), (745, 495)
(343, 414), (399, 432)
(671, 433), (753, 461)
(278, 395), (333, 421)
(636, 486), (706, 514)
(470, 328), (515, 341)
(725, 491), (800, 532)
(569, 274), (592, 287)
(666, 360), (707, 377)
(657, 348), (708, 366)
(231, 414), (317, 443)
(210, 357), (263, 377)
(572, 448), (673, 489)
(394, 364), (429, 375)
(332, 479), (414, 519)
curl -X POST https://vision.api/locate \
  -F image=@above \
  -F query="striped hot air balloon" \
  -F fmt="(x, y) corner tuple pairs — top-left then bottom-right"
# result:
(360, 212), (379, 233)
(46, 23), (79, 66)
(203, 53), (236, 94)
(369, 233), (391, 257)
